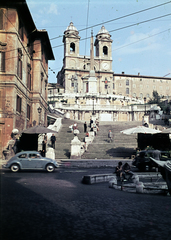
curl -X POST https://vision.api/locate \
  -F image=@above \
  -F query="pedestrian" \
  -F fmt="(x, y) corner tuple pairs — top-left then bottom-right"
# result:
(108, 130), (113, 143)
(84, 122), (87, 133)
(73, 122), (78, 130)
(115, 161), (123, 179)
(42, 140), (46, 157)
(44, 133), (47, 143)
(85, 132), (89, 137)
(90, 118), (93, 128)
(122, 162), (134, 180)
(95, 119), (99, 128)
(50, 134), (56, 149)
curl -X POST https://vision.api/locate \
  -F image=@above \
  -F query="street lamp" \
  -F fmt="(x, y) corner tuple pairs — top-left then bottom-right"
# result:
(37, 107), (42, 125)
(92, 96), (95, 115)
(144, 97), (146, 115)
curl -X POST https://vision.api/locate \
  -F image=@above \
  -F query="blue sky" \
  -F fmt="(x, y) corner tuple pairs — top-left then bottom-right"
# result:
(26, 0), (171, 83)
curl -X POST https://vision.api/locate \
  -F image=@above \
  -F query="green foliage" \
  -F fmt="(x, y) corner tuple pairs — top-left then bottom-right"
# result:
(148, 91), (160, 104)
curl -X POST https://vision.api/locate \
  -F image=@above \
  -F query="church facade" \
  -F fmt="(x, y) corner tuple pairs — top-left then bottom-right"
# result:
(50, 22), (171, 122)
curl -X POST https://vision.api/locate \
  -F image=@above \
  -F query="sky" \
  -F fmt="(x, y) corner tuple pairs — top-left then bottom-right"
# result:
(26, 0), (171, 83)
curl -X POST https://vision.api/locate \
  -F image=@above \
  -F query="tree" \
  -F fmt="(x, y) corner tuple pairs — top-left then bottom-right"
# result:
(148, 91), (160, 104)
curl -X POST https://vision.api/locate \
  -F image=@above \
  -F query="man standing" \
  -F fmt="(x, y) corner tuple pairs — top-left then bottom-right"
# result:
(84, 122), (87, 133)
(50, 134), (56, 149)
(108, 130), (113, 143)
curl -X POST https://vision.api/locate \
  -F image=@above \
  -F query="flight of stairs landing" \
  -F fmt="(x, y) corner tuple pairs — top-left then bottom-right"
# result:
(54, 119), (141, 160)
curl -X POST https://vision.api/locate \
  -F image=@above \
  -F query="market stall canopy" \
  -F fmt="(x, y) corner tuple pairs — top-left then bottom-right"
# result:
(161, 128), (171, 134)
(21, 125), (58, 134)
(120, 126), (161, 135)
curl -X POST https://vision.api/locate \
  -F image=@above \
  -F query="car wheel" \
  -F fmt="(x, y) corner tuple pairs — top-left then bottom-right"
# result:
(11, 164), (20, 172)
(46, 164), (55, 172)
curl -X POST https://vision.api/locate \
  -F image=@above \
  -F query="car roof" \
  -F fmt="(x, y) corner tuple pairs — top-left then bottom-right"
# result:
(16, 151), (40, 156)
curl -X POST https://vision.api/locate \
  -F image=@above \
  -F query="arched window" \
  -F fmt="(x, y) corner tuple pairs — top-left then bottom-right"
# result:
(70, 43), (75, 53)
(103, 46), (108, 56)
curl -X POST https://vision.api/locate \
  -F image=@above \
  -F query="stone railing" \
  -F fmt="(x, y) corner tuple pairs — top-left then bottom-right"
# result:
(70, 131), (95, 159)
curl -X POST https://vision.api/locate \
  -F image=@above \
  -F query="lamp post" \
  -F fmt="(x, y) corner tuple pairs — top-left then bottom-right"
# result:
(92, 96), (95, 115)
(37, 107), (42, 125)
(144, 97), (146, 115)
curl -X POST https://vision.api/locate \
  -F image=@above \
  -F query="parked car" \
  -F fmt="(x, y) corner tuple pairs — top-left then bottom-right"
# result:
(3, 151), (58, 172)
(132, 150), (171, 171)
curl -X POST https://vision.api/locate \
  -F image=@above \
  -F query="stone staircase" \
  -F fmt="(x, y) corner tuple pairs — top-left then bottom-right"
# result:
(81, 121), (140, 159)
(54, 119), (141, 160)
(54, 118), (86, 159)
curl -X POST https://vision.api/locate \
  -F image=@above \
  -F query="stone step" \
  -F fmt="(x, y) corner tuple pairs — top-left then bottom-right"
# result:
(54, 119), (141, 159)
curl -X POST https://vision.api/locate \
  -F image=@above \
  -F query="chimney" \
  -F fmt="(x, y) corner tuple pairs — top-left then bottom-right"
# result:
(138, 72), (140, 76)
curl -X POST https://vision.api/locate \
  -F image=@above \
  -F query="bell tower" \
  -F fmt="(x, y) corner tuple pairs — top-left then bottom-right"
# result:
(94, 26), (113, 71)
(63, 22), (80, 59)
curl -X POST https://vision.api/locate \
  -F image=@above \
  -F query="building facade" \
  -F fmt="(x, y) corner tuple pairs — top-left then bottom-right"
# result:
(57, 22), (171, 100)
(0, 0), (54, 152)
(50, 22), (170, 122)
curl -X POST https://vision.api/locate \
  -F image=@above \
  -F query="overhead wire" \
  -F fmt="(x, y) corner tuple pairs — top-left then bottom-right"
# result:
(50, 0), (171, 41)
(52, 12), (171, 49)
(2, 1), (171, 66)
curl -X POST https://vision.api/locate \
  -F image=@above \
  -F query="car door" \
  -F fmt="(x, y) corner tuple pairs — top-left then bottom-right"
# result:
(28, 153), (43, 169)
(17, 153), (30, 169)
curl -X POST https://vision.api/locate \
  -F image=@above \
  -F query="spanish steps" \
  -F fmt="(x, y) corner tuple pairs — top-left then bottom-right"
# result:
(53, 118), (141, 160)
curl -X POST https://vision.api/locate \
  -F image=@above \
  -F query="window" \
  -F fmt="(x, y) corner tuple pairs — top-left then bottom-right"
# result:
(103, 46), (108, 56)
(27, 64), (31, 90)
(0, 90), (2, 110)
(16, 95), (22, 113)
(105, 84), (108, 89)
(113, 83), (115, 89)
(0, 52), (5, 71)
(86, 82), (88, 93)
(27, 104), (30, 120)
(126, 79), (129, 86)
(19, 18), (24, 41)
(41, 72), (44, 93)
(17, 49), (22, 79)
(126, 88), (129, 94)
(70, 43), (75, 53)
(0, 9), (4, 30)
(18, 154), (27, 159)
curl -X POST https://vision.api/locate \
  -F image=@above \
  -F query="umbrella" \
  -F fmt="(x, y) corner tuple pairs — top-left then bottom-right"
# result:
(120, 126), (161, 135)
(161, 128), (171, 134)
(149, 157), (165, 168)
(21, 125), (58, 134)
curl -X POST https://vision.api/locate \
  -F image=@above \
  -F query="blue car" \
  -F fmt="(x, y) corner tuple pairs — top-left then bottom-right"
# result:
(3, 151), (58, 172)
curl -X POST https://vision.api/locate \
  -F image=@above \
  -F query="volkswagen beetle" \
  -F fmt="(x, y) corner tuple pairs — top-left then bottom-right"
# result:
(3, 151), (58, 172)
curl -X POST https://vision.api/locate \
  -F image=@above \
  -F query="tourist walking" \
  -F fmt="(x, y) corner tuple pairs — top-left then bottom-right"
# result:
(108, 130), (113, 143)
(50, 134), (56, 149)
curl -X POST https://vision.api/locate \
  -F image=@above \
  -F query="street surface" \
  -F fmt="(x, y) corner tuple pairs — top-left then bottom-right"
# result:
(1, 167), (171, 240)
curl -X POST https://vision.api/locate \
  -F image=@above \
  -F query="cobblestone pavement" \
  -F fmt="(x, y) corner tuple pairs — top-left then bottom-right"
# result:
(1, 168), (171, 240)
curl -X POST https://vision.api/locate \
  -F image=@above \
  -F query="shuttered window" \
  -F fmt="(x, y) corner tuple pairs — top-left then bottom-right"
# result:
(0, 9), (4, 30)
(16, 95), (22, 113)
(0, 52), (5, 71)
